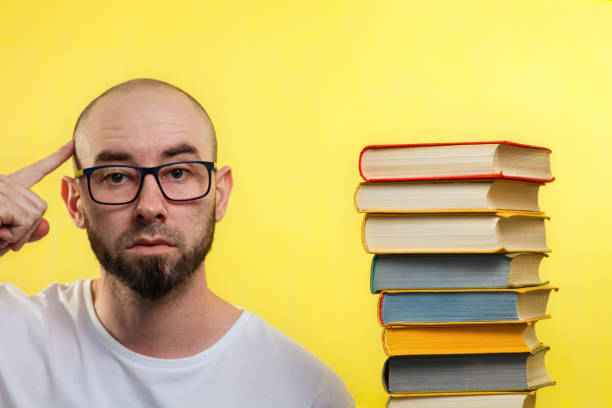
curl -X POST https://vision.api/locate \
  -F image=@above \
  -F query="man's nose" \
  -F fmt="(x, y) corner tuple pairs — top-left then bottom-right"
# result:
(134, 174), (168, 223)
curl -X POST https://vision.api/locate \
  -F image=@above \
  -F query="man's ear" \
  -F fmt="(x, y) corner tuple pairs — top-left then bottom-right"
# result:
(213, 166), (233, 222)
(61, 176), (86, 229)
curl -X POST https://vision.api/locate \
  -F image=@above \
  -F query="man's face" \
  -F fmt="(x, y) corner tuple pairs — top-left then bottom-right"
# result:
(74, 86), (217, 301)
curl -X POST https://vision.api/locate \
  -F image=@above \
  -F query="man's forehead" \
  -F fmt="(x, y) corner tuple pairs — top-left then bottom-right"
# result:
(75, 86), (215, 166)
(79, 86), (210, 133)
(77, 134), (213, 168)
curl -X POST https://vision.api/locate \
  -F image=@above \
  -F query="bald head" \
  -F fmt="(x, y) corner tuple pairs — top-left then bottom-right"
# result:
(73, 78), (217, 169)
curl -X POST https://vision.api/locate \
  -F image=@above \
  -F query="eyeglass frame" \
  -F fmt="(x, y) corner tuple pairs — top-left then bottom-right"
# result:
(74, 160), (216, 205)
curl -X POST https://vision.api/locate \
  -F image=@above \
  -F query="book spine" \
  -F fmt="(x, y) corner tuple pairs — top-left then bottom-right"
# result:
(378, 293), (385, 325)
(361, 141), (552, 152)
(382, 327), (391, 356)
(370, 255), (378, 294)
(363, 173), (555, 183)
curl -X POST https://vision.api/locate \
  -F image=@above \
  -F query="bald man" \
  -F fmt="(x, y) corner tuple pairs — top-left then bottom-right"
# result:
(0, 79), (354, 407)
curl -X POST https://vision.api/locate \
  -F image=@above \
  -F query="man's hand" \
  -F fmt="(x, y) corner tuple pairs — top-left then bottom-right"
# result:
(0, 141), (75, 257)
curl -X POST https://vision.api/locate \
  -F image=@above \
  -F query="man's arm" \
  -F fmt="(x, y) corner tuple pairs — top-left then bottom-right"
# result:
(0, 141), (74, 257)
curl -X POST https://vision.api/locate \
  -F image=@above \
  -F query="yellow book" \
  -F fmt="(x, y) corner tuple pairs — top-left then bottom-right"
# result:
(382, 321), (544, 356)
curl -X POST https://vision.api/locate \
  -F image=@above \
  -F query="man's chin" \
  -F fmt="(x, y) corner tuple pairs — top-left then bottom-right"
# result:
(110, 256), (178, 301)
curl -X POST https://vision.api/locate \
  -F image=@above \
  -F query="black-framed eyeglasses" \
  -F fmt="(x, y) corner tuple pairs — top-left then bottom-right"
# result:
(74, 161), (215, 205)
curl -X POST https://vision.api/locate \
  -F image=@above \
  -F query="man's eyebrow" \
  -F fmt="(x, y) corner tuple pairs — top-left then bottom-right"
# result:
(92, 144), (201, 166)
(94, 150), (134, 164)
(161, 144), (200, 159)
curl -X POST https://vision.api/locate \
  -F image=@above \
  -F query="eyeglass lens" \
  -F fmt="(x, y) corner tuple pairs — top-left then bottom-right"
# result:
(89, 163), (210, 203)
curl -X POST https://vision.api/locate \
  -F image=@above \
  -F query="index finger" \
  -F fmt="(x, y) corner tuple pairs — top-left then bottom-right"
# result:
(9, 140), (75, 188)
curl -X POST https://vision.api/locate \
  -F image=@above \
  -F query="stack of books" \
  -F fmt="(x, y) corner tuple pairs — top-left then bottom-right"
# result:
(355, 141), (557, 408)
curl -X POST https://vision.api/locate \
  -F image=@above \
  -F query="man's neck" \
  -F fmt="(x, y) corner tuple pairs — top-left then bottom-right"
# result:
(90, 267), (242, 359)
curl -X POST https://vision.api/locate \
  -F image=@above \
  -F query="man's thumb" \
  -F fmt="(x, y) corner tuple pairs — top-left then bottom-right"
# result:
(30, 219), (50, 242)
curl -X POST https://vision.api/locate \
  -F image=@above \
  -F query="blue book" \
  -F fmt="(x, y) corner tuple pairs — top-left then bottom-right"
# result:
(378, 287), (555, 325)
(370, 253), (547, 293)
(383, 347), (554, 394)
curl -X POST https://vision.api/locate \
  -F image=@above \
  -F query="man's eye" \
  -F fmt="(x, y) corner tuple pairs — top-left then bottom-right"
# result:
(170, 169), (184, 179)
(166, 168), (190, 180)
(107, 173), (129, 184)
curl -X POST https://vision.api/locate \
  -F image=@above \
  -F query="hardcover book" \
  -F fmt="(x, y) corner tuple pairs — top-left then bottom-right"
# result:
(383, 347), (554, 395)
(370, 253), (547, 293)
(362, 213), (549, 254)
(355, 180), (542, 213)
(382, 321), (542, 356)
(378, 286), (556, 326)
(387, 392), (536, 408)
(358, 141), (553, 183)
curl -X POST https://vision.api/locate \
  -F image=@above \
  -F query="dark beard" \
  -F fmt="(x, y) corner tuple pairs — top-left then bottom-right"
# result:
(85, 210), (215, 301)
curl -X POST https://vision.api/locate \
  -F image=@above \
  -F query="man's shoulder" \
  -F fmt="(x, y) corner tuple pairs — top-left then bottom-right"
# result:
(0, 279), (86, 323)
(237, 312), (323, 367)
(0, 279), (89, 365)
(228, 311), (354, 406)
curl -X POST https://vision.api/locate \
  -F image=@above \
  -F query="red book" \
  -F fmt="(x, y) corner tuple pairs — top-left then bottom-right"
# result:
(358, 141), (554, 183)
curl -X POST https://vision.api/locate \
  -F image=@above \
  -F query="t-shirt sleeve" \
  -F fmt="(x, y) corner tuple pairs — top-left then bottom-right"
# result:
(0, 282), (44, 328)
(311, 367), (355, 408)
(239, 313), (356, 407)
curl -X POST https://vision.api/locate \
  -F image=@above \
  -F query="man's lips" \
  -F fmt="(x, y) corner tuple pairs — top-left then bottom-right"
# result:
(126, 238), (176, 255)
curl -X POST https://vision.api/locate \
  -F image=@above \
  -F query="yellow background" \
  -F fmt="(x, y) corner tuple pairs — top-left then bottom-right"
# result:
(1, 0), (611, 406)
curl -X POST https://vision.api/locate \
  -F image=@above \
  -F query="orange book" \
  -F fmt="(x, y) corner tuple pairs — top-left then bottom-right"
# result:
(382, 321), (544, 356)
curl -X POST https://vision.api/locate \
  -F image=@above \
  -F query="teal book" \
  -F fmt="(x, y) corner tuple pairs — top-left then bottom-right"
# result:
(378, 287), (555, 325)
(370, 253), (547, 293)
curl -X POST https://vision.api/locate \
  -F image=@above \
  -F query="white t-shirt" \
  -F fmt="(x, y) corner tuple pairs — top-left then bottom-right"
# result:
(0, 279), (354, 408)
